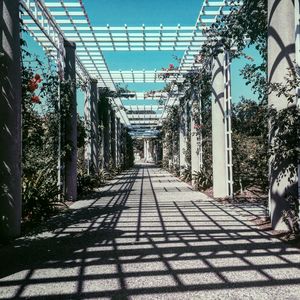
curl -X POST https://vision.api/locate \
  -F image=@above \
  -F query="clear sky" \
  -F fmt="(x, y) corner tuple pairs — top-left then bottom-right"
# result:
(24, 0), (260, 116)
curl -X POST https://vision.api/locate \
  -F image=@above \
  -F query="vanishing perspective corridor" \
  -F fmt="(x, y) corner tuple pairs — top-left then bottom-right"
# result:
(1, 164), (300, 299)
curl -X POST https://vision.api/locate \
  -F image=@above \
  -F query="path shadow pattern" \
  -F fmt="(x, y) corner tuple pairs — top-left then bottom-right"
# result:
(0, 165), (300, 299)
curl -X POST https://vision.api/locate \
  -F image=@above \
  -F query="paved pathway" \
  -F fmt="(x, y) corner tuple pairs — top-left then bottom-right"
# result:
(1, 164), (300, 299)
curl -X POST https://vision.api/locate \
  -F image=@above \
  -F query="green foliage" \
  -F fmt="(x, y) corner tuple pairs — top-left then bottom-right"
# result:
(77, 116), (86, 148)
(193, 169), (213, 191)
(98, 88), (134, 172)
(199, 0), (298, 232)
(169, 163), (180, 177)
(161, 106), (180, 171)
(195, 0), (268, 107)
(21, 39), (61, 222)
(125, 130), (135, 169)
(283, 192), (300, 235)
(269, 106), (299, 180)
(22, 162), (61, 220)
(162, 159), (168, 169)
(268, 69), (300, 229)
(161, 68), (213, 186)
(20, 0), (299, 232)
(184, 68), (213, 190)
(180, 167), (192, 183)
(268, 68), (300, 182)
(199, 70), (213, 187)
(77, 169), (108, 195)
(133, 139), (144, 159)
(201, 0), (267, 59)
(232, 98), (268, 192)
(240, 63), (267, 103)
(190, 0), (268, 195)
(21, 34), (86, 223)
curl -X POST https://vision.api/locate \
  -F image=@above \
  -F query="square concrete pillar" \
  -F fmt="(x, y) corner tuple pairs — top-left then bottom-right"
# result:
(110, 109), (116, 167)
(84, 79), (99, 175)
(190, 99), (201, 187)
(103, 99), (111, 170)
(268, 0), (297, 230)
(116, 117), (121, 166)
(144, 139), (148, 162)
(211, 52), (227, 198)
(0, 0), (22, 239)
(63, 40), (77, 201)
(179, 100), (187, 174)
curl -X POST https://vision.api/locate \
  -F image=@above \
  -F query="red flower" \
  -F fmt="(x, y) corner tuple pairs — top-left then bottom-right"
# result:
(31, 95), (41, 104)
(169, 64), (174, 69)
(28, 81), (36, 92)
(34, 74), (42, 83)
(27, 75), (42, 93)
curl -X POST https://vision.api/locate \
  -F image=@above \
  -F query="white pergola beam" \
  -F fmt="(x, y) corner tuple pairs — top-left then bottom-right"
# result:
(21, 0), (242, 128)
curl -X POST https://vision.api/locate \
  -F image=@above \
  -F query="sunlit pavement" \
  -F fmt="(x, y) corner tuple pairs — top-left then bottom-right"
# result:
(1, 163), (300, 299)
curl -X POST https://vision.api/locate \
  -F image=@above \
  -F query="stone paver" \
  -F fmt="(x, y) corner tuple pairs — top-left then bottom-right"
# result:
(0, 163), (300, 299)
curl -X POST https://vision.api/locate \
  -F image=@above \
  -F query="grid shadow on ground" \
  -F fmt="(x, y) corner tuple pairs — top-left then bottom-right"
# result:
(0, 164), (300, 299)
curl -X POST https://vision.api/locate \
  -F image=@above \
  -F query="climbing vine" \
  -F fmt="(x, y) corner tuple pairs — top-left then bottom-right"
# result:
(176, 0), (269, 196)
(177, 0), (299, 233)
(22, 38), (62, 222)
(21, 31), (87, 225)
(161, 105), (180, 175)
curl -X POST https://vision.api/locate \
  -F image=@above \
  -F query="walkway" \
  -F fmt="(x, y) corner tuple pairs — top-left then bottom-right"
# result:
(1, 164), (300, 299)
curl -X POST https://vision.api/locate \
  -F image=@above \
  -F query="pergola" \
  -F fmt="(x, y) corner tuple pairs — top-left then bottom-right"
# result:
(19, 0), (239, 131)
(0, 0), (298, 239)
(18, 0), (239, 203)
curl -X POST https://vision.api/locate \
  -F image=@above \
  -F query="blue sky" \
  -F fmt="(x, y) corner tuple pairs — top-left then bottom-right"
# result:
(24, 0), (260, 116)
(84, 0), (201, 26)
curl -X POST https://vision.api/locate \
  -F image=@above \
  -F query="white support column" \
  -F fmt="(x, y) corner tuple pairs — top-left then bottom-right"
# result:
(84, 79), (98, 175)
(147, 139), (150, 162)
(153, 140), (157, 163)
(224, 52), (233, 197)
(162, 141), (168, 164)
(144, 139), (148, 162)
(0, 0), (22, 239)
(148, 139), (153, 162)
(116, 117), (120, 166)
(110, 109), (116, 167)
(118, 118), (121, 166)
(190, 98), (201, 187)
(98, 88), (104, 170)
(179, 99), (187, 174)
(90, 80), (99, 174)
(158, 140), (163, 162)
(84, 82), (91, 174)
(198, 91), (203, 170)
(268, 0), (297, 230)
(118, 120), (122, 165)
(153, 140), (160, 164)
(185, 101), (190, 170)
(211, 52), (227, 198)
(122, 125), (127, 167)
(103, 100), (111, 169)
